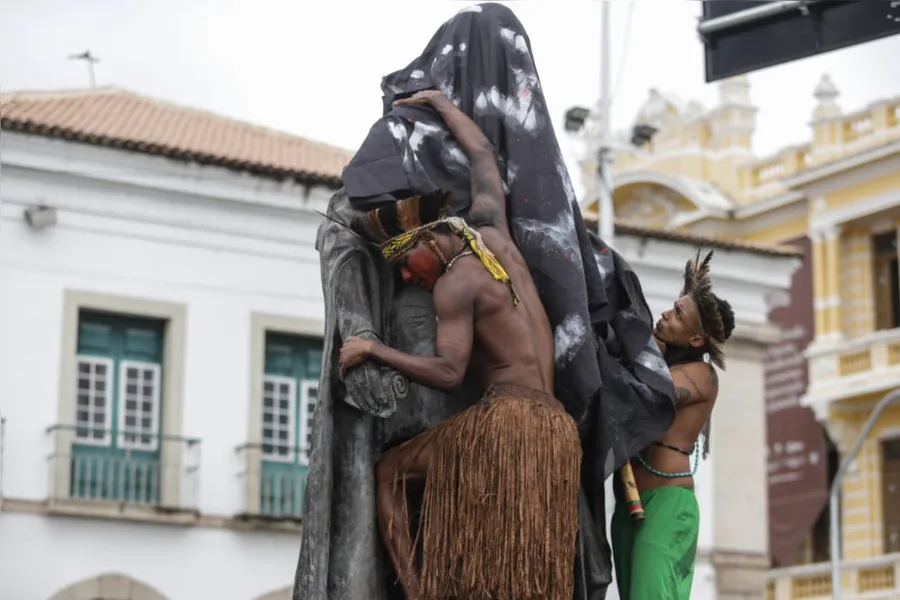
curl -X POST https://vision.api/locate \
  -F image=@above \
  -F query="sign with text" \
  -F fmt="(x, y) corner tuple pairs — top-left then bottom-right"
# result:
(765, 235), (828, 567)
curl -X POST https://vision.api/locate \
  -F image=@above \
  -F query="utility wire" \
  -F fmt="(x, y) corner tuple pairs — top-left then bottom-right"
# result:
(611, 0), (637, 108)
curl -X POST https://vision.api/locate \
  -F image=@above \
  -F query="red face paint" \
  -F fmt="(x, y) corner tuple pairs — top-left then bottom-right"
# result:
(403, 245), (443, 291)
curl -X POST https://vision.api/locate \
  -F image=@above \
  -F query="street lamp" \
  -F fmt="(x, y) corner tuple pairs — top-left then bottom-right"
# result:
(631, 124), (658, 148)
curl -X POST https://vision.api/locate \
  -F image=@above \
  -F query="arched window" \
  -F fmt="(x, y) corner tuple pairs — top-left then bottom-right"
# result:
(48, 573), (168, 600)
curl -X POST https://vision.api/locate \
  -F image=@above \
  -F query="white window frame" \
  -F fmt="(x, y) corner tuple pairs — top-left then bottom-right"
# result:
(245, 312), (324, 517)
(54, 291), (188, 512)
(298, 379), (319, 466)
(261, 375), (297, 464)
(74, 356), (115, 447)
(117, 360), (162, 452)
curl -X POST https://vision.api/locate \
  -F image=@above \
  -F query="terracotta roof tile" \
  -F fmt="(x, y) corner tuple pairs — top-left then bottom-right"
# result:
(583, 214), (803, 258)
(0, 88), (809, 259)
(0, 87), (353, 186)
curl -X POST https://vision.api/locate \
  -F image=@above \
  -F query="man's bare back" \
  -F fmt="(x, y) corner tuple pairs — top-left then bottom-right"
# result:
(452, 228), (554, 392)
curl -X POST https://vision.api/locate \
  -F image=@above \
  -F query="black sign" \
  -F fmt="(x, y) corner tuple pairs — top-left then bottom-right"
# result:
(700, 1), (900, 82)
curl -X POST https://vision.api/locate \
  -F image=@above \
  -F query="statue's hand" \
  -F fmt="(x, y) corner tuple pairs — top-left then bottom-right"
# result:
(393, 89), (444, 107)
(340, 336), (375, 377)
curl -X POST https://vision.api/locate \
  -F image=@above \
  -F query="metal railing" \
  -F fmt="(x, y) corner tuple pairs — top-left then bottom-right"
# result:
(830, 389), (900, 599)
(46, 424), (201, 511)
(804, 329), (900, 403)
(235, 443), (308, 520)
(766, 552), (900, 599)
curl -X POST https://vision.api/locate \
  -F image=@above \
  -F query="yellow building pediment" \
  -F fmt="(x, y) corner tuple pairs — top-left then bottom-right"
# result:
(604, 170), (734, 230)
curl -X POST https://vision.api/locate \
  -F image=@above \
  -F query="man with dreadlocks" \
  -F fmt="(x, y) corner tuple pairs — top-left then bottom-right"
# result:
(338, 89), (581, 600)
(610, 249), (735, 600)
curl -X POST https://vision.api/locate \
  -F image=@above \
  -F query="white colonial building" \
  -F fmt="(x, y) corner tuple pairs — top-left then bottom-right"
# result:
(0, 88), (348, 600)
(0, 87), (800, 600)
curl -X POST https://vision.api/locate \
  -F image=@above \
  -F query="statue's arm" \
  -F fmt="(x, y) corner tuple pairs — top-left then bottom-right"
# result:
(331, 249), (406, 417)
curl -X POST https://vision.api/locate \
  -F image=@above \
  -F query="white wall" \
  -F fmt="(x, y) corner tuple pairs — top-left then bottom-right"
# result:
(0, 512), (298, 600)
(712, 345), (769, 556)
(0, 133), (328, 599)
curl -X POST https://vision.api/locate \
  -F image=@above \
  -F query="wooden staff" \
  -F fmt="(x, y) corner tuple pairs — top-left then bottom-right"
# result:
(619, 463), (644, 521)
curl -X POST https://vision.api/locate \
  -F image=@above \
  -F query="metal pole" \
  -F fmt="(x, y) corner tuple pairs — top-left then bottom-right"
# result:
(597, 0), (615, 246)
(697, 0), (821, 37)
(68, 51), (99, 89)
(829, 388), (900, 599)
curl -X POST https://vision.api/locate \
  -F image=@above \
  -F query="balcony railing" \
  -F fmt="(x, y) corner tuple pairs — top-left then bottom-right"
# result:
(742, 145), (813, 190)
(45, 424), (201, 513)
(235, 443), (308, 521)
(766, 553), (900, 599)
(805, 328), (900, 405)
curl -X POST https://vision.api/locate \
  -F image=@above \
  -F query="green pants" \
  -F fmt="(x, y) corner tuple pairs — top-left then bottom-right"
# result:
(611, 486), (699, 600)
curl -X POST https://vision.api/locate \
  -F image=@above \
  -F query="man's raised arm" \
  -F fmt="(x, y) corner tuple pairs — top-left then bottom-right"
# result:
(395, 91), (509, 235)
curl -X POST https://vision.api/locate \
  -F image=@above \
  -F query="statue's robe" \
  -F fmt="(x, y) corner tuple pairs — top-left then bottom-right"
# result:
(331, 3), (676, 598)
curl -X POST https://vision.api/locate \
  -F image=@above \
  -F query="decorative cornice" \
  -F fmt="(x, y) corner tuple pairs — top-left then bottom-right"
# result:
(785, 139), (900, 190)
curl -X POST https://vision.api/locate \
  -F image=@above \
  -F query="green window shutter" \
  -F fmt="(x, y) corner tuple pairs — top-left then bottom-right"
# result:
(71, 310), (166, 504)
(123, 326), (163, 363)
(77, 322), (114, 357)
(260, 331), (323, 517)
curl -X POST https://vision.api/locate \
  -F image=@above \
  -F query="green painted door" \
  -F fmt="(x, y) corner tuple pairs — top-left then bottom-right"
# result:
(71, 310), (165, 504)
(260, 332), (322, 518)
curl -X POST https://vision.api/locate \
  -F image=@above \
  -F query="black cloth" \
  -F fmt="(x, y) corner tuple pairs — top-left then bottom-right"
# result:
(342, 3), (676, 598)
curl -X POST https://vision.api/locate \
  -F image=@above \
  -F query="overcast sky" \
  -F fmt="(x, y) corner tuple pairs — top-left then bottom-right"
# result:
(2, 0), (898, 197)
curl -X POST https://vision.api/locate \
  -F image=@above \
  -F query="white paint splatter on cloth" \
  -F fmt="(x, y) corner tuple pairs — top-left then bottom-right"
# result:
(409, 121), (443, 152)
(593, 248), (614, 286)
(554, 313), (589, 369)
(506, 161), (519, 186)
(556, 159), (577, 206)
(474, 77), (538, 132)
(500, 27), (529, 53)
(410, 69), (425, 79)
(387, 119), (424, 173)
(514, 211), (584, 272)
(634, 336), (672, 379)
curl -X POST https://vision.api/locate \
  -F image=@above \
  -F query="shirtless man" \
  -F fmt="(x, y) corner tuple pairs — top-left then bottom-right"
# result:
(338, 90), (581, 600)
(610, 250), (735, 600)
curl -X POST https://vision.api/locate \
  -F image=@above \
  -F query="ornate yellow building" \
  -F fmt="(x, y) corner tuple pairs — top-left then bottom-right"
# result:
(581, 75), (900, 598)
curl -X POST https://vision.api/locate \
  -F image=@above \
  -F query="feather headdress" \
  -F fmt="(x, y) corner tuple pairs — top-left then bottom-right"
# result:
(367, 193), (519, 305)
(680, 248), (734, 370)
